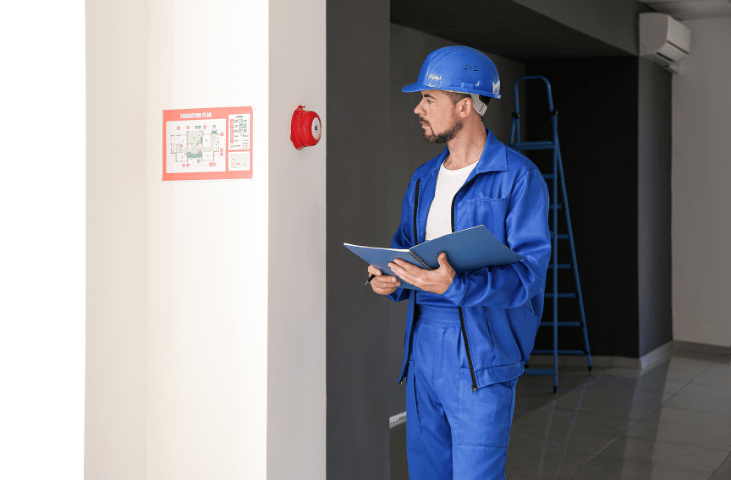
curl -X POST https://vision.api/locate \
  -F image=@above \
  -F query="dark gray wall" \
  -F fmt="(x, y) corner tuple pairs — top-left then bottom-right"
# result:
(326, 0), (390, 477)
(638, 58), (672, 356)
(387, 23), (528, 417)
(526, 58), (641, 358)
(522, 56), (673, 359)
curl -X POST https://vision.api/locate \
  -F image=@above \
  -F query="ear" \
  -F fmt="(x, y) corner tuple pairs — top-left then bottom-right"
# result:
(458, 97), (472, 118)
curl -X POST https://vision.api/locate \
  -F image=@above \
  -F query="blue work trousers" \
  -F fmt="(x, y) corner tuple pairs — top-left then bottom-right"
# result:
(406, 305), (517, 480)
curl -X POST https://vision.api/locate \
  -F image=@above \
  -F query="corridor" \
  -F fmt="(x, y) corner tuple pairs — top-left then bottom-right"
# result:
(391, 345), (731, 479)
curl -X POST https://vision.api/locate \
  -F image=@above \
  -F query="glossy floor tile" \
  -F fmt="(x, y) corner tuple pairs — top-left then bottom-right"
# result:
(598, 436), (729, 473)
(390, 348), (731, 479)
(708, 452), (731, 480)
(624, 418), (731, 451)
(566, 454), (712, 480)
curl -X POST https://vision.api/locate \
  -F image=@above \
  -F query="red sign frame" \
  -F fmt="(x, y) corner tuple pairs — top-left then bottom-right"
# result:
(162, 106), (253, 181)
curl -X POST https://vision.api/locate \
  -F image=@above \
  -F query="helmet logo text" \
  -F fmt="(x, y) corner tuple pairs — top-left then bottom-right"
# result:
(427, 73), (442, 87)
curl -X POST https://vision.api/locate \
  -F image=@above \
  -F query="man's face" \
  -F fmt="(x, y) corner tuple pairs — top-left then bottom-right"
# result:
(414, 90), (463, 144)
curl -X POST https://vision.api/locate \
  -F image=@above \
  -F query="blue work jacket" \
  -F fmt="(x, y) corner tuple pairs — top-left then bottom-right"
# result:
(388, 129), (551, 391)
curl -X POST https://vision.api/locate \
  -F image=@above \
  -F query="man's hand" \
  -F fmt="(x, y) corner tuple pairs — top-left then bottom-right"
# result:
(389, 252), (455, 295)
(368, 265), (401, 295)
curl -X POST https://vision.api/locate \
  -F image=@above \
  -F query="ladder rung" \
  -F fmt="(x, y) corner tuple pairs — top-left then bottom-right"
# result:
(549, 205), (564, 210)
(550, 233), (569, 240)
(543, 174), (556, 180)
(545, 293), (577, 299)
(523, 368), (555, 376)
(547, 264), (572, 269)
(510, 141), (555, 151)
(532, 349), (587, 356)
(540, 322), (581, 327)
(562, 349), (588, 355)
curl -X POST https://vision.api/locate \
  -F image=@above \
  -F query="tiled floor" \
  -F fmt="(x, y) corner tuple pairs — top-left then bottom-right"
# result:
(390, 348), (731, 479)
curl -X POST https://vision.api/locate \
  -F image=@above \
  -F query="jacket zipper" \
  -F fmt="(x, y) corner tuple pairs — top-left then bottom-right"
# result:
(400, 179), (421, 385)
(453, 178), (479, 393)
(414, 179), (420, 256)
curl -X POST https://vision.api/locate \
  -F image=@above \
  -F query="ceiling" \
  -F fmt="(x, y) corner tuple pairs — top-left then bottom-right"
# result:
(390, 0), (631, 61)
(390, 0), (730, 62)
(638, 0), (731, 20)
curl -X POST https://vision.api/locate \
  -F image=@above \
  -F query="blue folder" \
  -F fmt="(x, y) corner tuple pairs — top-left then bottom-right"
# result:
(344, 225), (524, 291)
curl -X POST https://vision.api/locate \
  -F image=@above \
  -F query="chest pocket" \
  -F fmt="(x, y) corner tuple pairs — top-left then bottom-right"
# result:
(459, 197), (509, 243)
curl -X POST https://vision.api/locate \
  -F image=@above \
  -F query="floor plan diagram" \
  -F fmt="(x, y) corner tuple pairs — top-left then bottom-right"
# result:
(163, 106), (253, 181)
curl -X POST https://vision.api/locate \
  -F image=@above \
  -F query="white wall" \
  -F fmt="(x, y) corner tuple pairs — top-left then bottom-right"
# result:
(147, 0), (270, 478)
(267, 0), (326, 477)
(0, 2), (86, 479)
(5, 1), (326, 478)
(85, 1), (149, 478)
(672, 17), (731, 348)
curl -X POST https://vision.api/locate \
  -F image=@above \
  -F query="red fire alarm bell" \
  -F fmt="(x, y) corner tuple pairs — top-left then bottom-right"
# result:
(291, 106), (322, 150)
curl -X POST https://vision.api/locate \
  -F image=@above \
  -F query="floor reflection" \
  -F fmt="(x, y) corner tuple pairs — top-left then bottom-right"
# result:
(390, 347), (731, 479)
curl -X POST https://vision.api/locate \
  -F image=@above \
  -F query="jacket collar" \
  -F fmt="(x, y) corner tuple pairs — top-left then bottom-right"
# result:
(412, 129), (507, 181)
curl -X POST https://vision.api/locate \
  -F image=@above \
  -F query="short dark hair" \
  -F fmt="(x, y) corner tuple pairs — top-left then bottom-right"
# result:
(445, 91), (491, 109)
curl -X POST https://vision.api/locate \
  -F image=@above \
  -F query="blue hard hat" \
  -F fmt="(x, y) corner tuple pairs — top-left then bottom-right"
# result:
(402, 46), (501, 99)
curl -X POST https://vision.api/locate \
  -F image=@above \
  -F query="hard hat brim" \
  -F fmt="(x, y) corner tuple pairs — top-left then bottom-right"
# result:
(401, 82), (426, 93)
(401, 83), (501, 99)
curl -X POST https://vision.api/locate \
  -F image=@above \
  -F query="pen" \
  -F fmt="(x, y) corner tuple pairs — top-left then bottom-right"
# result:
(364, 274), (375, 286)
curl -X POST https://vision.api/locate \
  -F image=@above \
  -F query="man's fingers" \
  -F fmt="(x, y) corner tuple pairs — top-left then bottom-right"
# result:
(370, 274), (401, 294)
(389, 261), (413, 284)
(374, 286), (394, 295)
(367, 265), (403, 295)
(372, 281), (400, 295)
(372, 284), (395, 294)
(373, 275), (400, 286)
(367, 265), (401, 285)
(368, 265), (383, 276)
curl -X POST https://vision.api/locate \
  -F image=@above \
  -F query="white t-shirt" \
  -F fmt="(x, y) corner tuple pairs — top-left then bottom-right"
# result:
(425, 159), (478, 241)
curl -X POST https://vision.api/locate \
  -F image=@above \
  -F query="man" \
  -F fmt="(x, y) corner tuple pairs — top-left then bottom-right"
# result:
(368, 46), (551, 479)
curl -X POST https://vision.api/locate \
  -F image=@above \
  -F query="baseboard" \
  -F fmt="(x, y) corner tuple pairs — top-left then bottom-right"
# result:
(527, 354), (637, 368)
(673, 340), (731, 357)
(640, 341), (675, 369)
(389, 411), (406, 428)
(528, 340), (675, 371)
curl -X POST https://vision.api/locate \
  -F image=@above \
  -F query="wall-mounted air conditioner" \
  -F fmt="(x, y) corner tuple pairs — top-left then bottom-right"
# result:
(639, 12), (690, 73)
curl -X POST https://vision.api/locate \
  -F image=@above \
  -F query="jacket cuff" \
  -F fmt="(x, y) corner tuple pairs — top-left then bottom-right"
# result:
(387, 287), (408, 303)
(441, 272), (467, 306)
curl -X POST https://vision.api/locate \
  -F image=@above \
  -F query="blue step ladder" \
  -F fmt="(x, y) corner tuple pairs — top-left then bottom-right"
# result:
(509, 75), (592, 393)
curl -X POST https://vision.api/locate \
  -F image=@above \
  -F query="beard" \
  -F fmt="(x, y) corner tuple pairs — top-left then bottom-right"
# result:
(422, 118), (464, 144)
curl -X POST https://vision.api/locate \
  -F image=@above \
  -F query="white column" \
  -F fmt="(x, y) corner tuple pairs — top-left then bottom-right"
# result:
(147, 0), (270, 478)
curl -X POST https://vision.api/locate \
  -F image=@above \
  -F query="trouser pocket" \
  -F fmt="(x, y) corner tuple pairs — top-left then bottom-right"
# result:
(456, 370), (516, 447)
(405, 361), (421, 434)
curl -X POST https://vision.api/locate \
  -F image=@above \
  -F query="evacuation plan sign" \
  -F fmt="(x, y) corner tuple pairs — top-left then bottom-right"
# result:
(162, 106), (253, 181)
